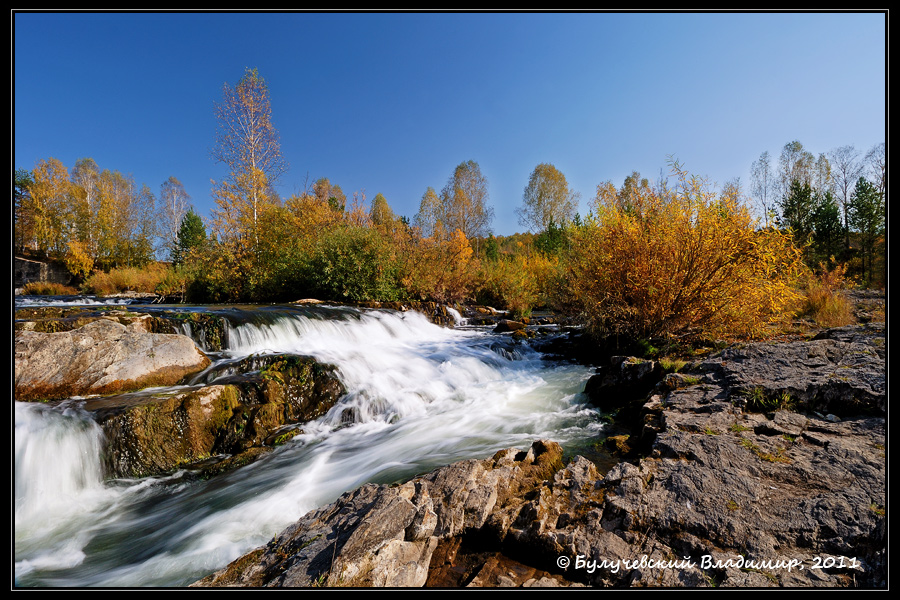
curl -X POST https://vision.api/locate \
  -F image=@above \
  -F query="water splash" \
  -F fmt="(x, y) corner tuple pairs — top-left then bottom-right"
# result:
(15, 305), (600, 587)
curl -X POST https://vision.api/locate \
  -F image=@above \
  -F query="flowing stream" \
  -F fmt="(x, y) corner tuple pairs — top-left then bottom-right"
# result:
(14, 303), (602, 587)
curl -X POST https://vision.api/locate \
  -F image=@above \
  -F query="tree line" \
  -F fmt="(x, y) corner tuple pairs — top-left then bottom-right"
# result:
(750, 140), (885, 286)
(14, 67), (885, 345)
(15, 159), (190, 278)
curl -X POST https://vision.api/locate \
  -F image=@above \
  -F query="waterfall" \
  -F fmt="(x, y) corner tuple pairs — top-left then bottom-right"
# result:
(15, 304), (601, 587)
(446, 306), (467, 326)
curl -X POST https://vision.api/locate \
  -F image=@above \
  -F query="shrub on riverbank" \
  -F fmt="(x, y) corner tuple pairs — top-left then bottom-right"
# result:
(800, 261), (855, 328)
(564, 163), (807, 343)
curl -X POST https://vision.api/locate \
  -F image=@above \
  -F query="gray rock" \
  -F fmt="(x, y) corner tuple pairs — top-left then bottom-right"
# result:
(15, 318), (210, 402)
(193, 325), (885, 588)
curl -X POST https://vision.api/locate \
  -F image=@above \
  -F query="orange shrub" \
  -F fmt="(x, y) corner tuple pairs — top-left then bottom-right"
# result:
(401, 226), (478, 303)
(566, 164), (806, 342)
(801, 260), (855, 328)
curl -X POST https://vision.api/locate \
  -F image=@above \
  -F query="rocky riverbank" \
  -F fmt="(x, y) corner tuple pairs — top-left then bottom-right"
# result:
(195, 321), (886, 588)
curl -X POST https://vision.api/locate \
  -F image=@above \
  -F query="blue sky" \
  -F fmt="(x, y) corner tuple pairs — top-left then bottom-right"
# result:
(14, 11), (886, 237)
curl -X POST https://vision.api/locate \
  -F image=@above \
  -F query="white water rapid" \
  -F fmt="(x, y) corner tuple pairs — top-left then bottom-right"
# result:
(15, 305), (602, 587)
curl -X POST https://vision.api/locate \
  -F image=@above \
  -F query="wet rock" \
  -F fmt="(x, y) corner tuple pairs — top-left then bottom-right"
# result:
(84, 354), (346, 479)
(494, 319), (526, 333)
(584, 356), (665, 412)
(193, 439), (566, 588)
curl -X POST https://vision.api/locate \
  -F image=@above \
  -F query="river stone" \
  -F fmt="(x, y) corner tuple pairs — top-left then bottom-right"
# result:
(193, 439), (566, 588)
(15, 318), (210, 402)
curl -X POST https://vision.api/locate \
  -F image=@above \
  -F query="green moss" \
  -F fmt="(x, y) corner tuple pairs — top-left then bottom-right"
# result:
(730, 422), (752, 433)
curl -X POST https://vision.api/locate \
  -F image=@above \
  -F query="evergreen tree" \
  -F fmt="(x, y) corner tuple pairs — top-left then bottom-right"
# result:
(778, 180), (816, 247)
(810, 190), (844, 264)
(848, 177), (885, 286)
(173, 209), (207, 265)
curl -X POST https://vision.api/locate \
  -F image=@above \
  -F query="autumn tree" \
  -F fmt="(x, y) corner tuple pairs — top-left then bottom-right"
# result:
(439, 160), (494, 240)
(518, 163), (580, 233)
(402, 224), (478, 303)
(312, 177), (347, 213)
(591, 171), (652, 217)
(370, 193), (395, 228)
(91, 169), (157, 269)
(70, 157), (101, 254)
(159, 176), (192, 262)
(27, 158), (72, 257)
(414, 186), (442, 238)
(211, 68), (287, 257)
(414, 160), (494, 245)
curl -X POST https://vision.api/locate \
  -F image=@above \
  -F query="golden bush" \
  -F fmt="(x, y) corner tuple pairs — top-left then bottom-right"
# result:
(401, 226), (478, 303)
(477, 250), (561, 318)
(566, 164), (806, 342)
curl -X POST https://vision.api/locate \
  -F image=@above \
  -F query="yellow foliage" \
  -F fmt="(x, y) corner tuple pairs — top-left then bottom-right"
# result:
(478, 250), (561, 317)
(566, 164), (806, 341)
(64, 240), (94, 280)
(283, 194), (343, 253)
(82, 263), (174, 295)
(401, 226), (478, 303)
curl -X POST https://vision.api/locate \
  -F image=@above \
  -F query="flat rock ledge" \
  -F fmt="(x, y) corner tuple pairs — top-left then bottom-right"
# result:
(194, 324), (885, 588)
(15, 317), (210, 402)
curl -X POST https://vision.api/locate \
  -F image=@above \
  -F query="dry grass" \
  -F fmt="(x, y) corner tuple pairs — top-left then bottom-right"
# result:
(82, 263), (174, 296)
(800, 261), (855, 328)
(21, 281), (80, 296)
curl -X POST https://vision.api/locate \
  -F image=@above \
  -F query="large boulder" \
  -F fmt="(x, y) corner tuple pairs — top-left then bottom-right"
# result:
(15, 318), (211, 402)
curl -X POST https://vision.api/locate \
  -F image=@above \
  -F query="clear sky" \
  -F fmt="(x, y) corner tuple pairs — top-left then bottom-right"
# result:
(13, 10), (886, 237)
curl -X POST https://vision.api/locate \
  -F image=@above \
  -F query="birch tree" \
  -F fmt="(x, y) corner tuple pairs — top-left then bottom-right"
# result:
(517, 163), (579, 233)
(751, 151), (775, 227)
(827, 144), (863, 251)
(159, 176), (192, 261)
(211, 68), (287, 256)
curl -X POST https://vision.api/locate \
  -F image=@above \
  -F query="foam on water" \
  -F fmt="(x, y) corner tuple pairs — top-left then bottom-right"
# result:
(15, 305), (601, 586)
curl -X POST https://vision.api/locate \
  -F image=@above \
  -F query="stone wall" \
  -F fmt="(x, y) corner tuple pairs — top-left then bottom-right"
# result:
(14, 256), (72, 289)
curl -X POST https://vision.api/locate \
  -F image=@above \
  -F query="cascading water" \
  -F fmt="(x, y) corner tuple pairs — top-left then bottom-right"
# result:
(15, 304), (602, 587)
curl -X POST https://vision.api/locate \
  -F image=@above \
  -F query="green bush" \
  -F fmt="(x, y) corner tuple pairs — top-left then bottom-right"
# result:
(309, 225), (404, 302)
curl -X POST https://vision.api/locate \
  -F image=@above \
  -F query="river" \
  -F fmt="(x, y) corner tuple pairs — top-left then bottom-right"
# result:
(14, 300), (602, 587)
